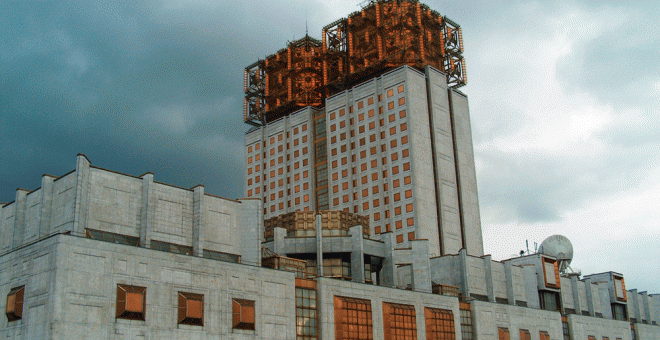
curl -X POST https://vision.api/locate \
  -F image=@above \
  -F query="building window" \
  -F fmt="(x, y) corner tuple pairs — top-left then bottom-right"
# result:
(519, 329), (531, 340)
(151, 240), (193, 256)
(202, 250), (240, 263)
(459, 303), (474, 340)
(588, 336), (596, 340)
(116, 284), (146, 320)
(498, 327), (510, 340)
(539, 291), (560, 311)
(334, 296), (373, 340)
(612, 303), (627, 321)
(542, 257), (560, 288)
(613, 275), (626, 301)
(562, 320), (571, 340)
(5, 286), (25, 322)
(323, 255), (351, 279)
(425, 307), (454, 340)
(539, 331), (550, 340)
(296, 279), (318, 340)
(232, 298), (255, 330)
(383, 302), (416, 340)
(178, 292), (203, 326)
(86, 229), (139, 247)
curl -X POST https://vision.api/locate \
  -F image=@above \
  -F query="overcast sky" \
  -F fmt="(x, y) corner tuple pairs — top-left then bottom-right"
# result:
(2, 0), (658, 293)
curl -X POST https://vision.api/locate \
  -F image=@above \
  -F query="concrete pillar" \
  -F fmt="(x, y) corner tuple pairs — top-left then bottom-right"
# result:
(72, 154), (91, 237)
(192, 185), (205, 257)
(584, 278), (595, 316)
(411, 239), (431, 293)
(139, 172), (154, 248)
(12, 188), (29, 248)
(38, 175), (56, 238)
(504, 261), (515, 305)
(570, 275), (582, 314)
(483, 255), (494, 302)
(458, 248), (470, 298)
(316, 214), (323, 277)
(381, 232), (397, 288)
(238, 198), (263, 266)
(350, 224), (365, 283)
(273, 227), (287, 255)
(641, 292), (651, 323)
(631, 289), (640, 322)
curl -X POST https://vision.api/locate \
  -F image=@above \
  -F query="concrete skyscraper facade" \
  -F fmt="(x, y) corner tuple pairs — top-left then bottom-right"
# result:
(245, 65), (483, 256)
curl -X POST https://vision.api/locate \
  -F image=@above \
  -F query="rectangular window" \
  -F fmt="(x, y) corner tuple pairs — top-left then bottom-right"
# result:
(334, 296), (373, 340)
(203, 250), (240, 263)
(232, 298), (255, 330)
(116, 284), (146, 320)
(539, 331), (550, 340)
(542, 257), (560, 288)
(459, 303), (474, 340)
(383, 302), (416, 340)
(425, 307), (454, 340)
(296, 279), (318, 340)
(562, 320), (571, 340)
(86, 229), (139, 247)
(151, 240), (193, 256)
(613, 275), (626, 301)
(5, 286), (24, 322)
(498, 327), (510, 340)
(539, 291), (560, 311)
(519, 329), (531, 340)
(178, 292), (203, 326)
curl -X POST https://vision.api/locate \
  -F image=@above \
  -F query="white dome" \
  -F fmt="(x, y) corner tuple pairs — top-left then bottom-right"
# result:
(539, 235), (573, 272)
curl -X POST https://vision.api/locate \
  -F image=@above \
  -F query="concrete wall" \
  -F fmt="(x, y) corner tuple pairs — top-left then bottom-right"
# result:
(471, 300), (562, 340)
(316, 277), (460, 340)
(25, 235), (295, 340)
(0, 155), (261, 262)
(567, 314), (631, 340)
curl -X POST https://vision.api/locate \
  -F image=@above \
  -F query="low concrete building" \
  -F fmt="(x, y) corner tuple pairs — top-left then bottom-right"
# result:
(2, 155), (659, 339)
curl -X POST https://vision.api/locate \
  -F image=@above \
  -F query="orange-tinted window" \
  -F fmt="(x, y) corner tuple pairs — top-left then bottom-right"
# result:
(499, 328), (511, 340)
(232, 298), (255, 330)
(401, 136), (408, 144)
(395, 207), (401, 215)
(425, 308), (454, 340)
(390, 127), (397, 135)
(387, 89), (394, 97)
(117, 284), (146, 321)
(403, 163), (410, 171)
(5, 286), (24, 322)
(178, 292), (204, 326)
(391, 140), (397, 148)
(395, 220), (402, 229)
(383, 302), (416, 340)
(519, 329), (531, 340)
(407, 232), (415, 241)
(358, 101), (364, 109)
(368, 109), (375, 117)
(368, 97), (374, 105)
(397, 85), (404, 93)
(398, 97), (405, 106)
(400, 123), (407, 131)
(394, 193), (401, 201)
(405, 190), (412, 199)
(388, 102), (394, 110)
(334, 296), (373, 340)
(396, 234), (404, 243)
(404, 176), (411, 185)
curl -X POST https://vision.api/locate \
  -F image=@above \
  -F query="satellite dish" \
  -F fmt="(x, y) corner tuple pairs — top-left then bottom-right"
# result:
(538, 235), (573, 274)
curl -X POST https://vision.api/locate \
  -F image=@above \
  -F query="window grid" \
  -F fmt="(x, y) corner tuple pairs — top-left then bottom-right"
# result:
(459, 306), (474, 340)
(383, 302), (417, 340)
(425, 307), (455, 340)
(562, 321), (571, 340)
(334, 296), (373, 340)
(296, 285), (318, 340)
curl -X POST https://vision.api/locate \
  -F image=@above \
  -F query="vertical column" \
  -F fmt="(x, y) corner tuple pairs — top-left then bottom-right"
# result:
(139, 172), (154, 248)
(631, 289), (640, 322)
(504, 261), (516, 305)
(483, 255), (495, 302)
(641, 292), (651, 323)
(458, 248), (470, 298)
(449, 90), (484, 256)
(381, 232), (397, 288)
(273, 227), (287, 255)
(350, 224), (365, 283)
(12, 188), (29, 248)
(72, 154), (91, 237)
(571, 275), (582, 314)
(584, 278), (596, 316)
(316, 214), (323, 277)
(192, 185), (205, 257)
(239, 198), (263, 266)
(38, 175), (56, 238)
(411, 240), (431, 293)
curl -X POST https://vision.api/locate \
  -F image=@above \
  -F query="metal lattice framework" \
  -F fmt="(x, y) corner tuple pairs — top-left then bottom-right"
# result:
(244, 0), (467, 125)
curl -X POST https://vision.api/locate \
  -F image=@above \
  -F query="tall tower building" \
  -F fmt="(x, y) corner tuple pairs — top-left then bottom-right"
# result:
(243, 0), (483, 257)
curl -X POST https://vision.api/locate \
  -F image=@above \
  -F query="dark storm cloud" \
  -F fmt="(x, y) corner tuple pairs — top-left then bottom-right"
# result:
(0, 0), (327, 202)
